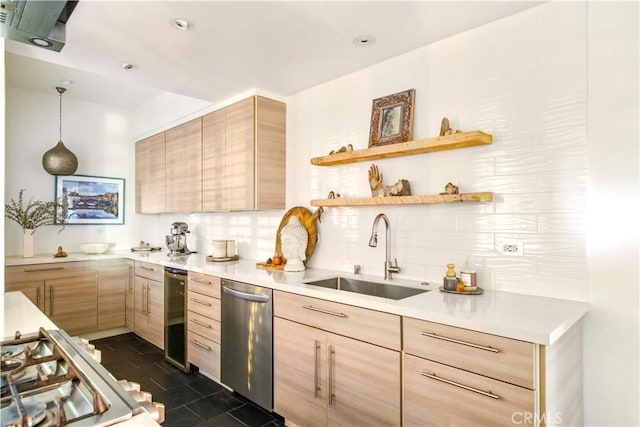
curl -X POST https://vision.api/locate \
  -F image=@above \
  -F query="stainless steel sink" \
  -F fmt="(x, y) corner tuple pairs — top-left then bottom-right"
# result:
(303, 276), (429, 300)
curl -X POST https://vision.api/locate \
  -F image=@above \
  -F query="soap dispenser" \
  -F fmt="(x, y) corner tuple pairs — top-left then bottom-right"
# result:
(443, 263), (458, 291)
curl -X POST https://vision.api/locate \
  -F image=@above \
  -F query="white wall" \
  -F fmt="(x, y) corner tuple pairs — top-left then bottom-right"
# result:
(584, 2), (639, 425)
(1, 37), (6, 337)
(4, 87), (137, 254)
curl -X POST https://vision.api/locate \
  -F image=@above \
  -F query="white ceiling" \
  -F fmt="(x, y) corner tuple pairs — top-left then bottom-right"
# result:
(5, 1), (541, 109)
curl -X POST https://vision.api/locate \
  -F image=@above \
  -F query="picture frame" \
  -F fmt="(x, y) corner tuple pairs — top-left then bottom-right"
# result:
(54, 175), (125, 225)
(368, 88), (416, 147)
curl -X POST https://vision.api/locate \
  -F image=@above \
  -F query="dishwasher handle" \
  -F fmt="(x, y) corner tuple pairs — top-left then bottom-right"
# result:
(223, 285), (271, 303)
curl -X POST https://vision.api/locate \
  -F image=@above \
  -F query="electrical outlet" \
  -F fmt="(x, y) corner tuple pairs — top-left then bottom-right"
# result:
(499, 241), (524, 256)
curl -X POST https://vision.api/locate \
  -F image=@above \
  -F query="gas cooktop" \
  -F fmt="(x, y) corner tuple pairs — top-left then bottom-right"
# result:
(1, 328), (162, 427)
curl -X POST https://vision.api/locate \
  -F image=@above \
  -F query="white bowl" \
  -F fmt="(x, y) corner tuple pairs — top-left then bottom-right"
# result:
(79, 243), (112, 254)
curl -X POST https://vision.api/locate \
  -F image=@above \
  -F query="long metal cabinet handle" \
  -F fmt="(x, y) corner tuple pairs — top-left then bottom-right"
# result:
(36, 287), (40, 309)
(421, 372), (500, 400)
(24, 267), (64, 272)
(190, 278), (214, 285)
(222, 286), (270, 303)
(314, 340), (320, 398)
(144, 285), (149, 315)
(303, 305), (347, 318)
(49, 288), (54, 316)
(190, 298), (212, 307)
(191, 339), (211, 351)
(140, 266), (155, 271)
(420, 331), (499, 353)
(190, 318), (212, 329)
(328, 345), (336, 405)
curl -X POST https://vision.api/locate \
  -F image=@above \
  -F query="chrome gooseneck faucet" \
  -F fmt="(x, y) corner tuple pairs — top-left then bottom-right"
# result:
(368, 213), (400, 280)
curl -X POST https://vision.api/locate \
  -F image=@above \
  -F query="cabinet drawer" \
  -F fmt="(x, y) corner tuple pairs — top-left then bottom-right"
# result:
(187, 291), (221, 319)
(188, 272), (221, 299)
(274, 290), (400, 350)
(187, 311), (221, 343)
(187, 333), (220, 380)
(403, 317), (535, 389)
(403, 353), (534, 426)
(6, 261), (96, 283)
(134, 261), (164, 282)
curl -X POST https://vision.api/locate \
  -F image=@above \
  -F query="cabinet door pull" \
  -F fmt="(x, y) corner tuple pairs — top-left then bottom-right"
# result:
(190, 318), (212, 329)
(191, 339), (211, 351)
(190, 278), (213, 285)
(190, 298), (212, 307)
(328, 345), (336, 405)
(143, 285), (148, 315)
(421, 372), (500, 400)
(49, 288), (54, 316)
(420, 331), (499, 353)
(303, 305), (347, 318)
(313, 340), (321, 398)
(24, 267), (64, 272)
(36, 287), (41, 309)
(140, 266), (155, 271)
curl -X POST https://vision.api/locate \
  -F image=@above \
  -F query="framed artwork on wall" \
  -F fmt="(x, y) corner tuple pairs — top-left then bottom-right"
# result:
(54, 175), (125, 225)
(368, 88), (416, 147)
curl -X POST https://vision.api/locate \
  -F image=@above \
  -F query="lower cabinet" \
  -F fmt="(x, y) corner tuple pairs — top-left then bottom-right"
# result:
(403, 317), (537, 427)
(273, 291), (401, 427)
(404, 354), (534, 426)
(46, 274), (97, 335)
(186, 271), (221, 380)
(97, 259), (127, 330)
(125, 260), (135, 330)
(5, 261), (98, 335)
(134, 261), (165, 349)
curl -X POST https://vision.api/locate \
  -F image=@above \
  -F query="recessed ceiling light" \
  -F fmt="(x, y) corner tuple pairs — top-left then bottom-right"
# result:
(60, 79), (74, 85)
(353, 35), (375, 47)
(121, 62), (138, 71)
(28, 37), (52, 48)
(173, 18), (191, 31)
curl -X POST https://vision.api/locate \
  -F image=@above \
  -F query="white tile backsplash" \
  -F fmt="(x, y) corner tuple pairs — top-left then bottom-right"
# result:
(285, 1), (588, 301)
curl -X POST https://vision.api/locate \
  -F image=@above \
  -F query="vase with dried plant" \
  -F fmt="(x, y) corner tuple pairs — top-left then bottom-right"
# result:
(5, 189), (66, 257)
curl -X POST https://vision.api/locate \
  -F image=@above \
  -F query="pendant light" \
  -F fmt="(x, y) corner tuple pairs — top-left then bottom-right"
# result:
(42, 87), (78, 175)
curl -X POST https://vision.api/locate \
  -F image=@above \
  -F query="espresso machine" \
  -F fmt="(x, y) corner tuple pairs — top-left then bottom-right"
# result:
(166, 222), (195, 256)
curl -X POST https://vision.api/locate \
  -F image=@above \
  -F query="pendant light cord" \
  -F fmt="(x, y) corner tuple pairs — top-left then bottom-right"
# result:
(56, 86), (66, 142)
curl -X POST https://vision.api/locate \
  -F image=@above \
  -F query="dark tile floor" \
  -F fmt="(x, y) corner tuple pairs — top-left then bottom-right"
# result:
(92, 333), (284, 427)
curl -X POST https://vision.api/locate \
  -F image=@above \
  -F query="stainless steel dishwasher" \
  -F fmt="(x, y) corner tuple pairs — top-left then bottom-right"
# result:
(221, 279), (273, 411)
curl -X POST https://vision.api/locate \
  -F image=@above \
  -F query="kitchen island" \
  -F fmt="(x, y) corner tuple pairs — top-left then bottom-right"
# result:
(2, 291), (162, 427)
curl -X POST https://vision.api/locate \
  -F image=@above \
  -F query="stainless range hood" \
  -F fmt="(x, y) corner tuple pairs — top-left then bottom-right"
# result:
(0, 0), (78, 52)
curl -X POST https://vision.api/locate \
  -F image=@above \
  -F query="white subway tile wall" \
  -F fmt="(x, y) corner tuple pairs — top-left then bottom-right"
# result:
(284, 2), (588, 302)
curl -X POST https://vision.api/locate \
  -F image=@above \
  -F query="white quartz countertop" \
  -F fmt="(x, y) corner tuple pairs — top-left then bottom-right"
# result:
(6, 251), (588, 346)
(3, 291), (57, 339)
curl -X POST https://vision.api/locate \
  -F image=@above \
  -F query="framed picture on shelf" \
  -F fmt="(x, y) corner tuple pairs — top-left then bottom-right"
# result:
(368, 88), (416, 147)
(54, 175), (125, 225)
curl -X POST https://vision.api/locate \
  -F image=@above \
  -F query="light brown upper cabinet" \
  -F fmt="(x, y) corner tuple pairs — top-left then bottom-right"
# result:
(135, 132), (165, 213)
(202, 96), (286, 211)
(165, 117), (203, 212)
(137, 95), (285, 213)
(202, 108), (226, 210)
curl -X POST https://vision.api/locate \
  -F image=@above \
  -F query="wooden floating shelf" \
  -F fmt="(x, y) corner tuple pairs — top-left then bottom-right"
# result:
(311, 131), (492, 166)
(310, 192), (494, 207)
